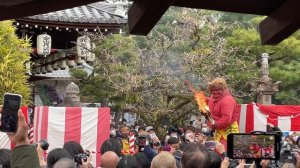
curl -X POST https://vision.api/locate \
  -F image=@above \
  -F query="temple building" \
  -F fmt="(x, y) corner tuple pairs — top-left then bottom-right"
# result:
(13, 1), (129, 106)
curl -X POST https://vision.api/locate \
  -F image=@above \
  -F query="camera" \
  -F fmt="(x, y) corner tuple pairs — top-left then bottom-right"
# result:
(32, 139), (49, 150)
(280, 150), (296, 164)
(74, 150), (90, 165)
(227, 133), (280, 160)
(137, 135), (150, 152)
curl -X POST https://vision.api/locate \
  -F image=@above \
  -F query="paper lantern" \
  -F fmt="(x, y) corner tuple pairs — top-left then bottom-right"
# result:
(46, 56), (53, 72)
(58, 52), (68, 70)
(86, 42), (96, 63)
(37, 34), (52, 56)
(51, 54), (59, 70)
(75, 54), (85, 65)
(32, 60), (41, 74)
(76, 36), (91, 57)
(66, 55), (76, 68)
(40, 58), (47, 74)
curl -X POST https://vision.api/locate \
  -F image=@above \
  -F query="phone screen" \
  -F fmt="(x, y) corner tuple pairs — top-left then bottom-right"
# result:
(0, 94), (22, 133)
(227, 133), (280, 160)
(205, 141), (216, 150)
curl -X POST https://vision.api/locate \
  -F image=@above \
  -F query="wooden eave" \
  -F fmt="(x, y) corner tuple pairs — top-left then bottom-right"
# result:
(0, 0), (104, 21)
(16, 18), (124, 30)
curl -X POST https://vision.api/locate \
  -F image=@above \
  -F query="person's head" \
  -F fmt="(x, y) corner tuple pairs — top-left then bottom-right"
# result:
(138, 126), (145, 133)
(208, 77), (228, 99)
(0, 149), (11, 168)
(47, 148), (73, 168)
(117, 155), (140, 168)
(208, 151), (222, 168)
(185, 126), (195, 134)
(119, 123), (130, 138)
(181, 151), (210, 168)
(180, 142), (205, 153)
(134, 152), (151, 168)
(168, 137), (180, 150)
(53, 158), (76, 168)
(63, 141), (84, 159)
(101, 151), (119, 168)
(151, 151), (176, 168)
(145, 126), (155, 134)
(101, 138), (122, 157)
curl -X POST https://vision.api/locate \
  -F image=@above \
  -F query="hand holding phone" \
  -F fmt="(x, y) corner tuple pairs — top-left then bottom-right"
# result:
(0, 93), (22, 133)
(0, 102), (29, 146)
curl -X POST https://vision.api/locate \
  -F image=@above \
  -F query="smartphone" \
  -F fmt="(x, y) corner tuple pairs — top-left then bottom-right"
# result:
(0, 93), (22, 133)
(227, 133), (280, 160)
(205, 141), (216, 150)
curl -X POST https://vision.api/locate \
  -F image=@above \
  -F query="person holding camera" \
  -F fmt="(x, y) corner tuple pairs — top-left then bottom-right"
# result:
(0, 106), (40, 168)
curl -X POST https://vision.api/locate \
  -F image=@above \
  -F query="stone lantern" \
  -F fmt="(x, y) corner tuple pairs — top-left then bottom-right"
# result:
(251, 53), (281, 105)
(62, 82), (82, 107)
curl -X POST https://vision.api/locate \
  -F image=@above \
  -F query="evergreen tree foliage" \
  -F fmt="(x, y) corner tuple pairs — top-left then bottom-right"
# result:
(0, 21), (31, 105)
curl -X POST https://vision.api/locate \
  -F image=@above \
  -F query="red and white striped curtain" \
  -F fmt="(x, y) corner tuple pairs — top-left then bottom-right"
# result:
(0, 106), (110, 167)
(238, 103), (300, 133)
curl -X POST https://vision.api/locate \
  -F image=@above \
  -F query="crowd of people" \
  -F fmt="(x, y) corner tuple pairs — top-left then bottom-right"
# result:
(2, 77), (300, 168)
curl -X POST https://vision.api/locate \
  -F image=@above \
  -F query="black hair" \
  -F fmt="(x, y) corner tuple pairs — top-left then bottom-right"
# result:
(101, 138), (122, 157)
(63, 141), (84, 159)
(134, 152), (150, 168)
(138, 126), (145, 132)
(47, 148), (73, 168)
(208, 151), (222, 168)
(168, 137), (179, 145)
(180, 142), (205, 153)
(0, 149), (11, 168)
(181, 151), (210, 168)
(117, 155), (140, 168)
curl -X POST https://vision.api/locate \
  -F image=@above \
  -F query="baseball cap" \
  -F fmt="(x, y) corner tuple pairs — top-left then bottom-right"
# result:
(145, 126), (154, 132)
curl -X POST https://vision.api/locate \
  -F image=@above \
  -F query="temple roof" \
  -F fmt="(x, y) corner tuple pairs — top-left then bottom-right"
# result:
(22, 2), (128, 24)
(16, 1), (129, 30)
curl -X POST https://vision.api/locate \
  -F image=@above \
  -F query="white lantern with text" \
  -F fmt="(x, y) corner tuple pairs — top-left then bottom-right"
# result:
(37, 34), (52, 56)
(76, 36), (91, 58)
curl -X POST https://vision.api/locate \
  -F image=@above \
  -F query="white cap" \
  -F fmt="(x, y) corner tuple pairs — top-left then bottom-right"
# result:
(145, 126), (154, 132)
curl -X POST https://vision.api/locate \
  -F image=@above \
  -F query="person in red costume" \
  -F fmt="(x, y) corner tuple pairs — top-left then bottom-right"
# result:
(207, 77), (240, 150)
(250, 143), (261, 158)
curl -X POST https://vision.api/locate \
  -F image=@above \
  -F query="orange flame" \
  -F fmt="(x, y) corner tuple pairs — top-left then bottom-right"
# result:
(194, 91), (210, 114)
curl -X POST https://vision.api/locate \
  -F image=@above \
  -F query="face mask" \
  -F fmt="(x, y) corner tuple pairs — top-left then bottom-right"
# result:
(202, 127), (209, 133)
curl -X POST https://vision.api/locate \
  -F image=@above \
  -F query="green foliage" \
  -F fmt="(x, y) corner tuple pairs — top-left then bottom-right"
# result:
(0, 21), (31, 105)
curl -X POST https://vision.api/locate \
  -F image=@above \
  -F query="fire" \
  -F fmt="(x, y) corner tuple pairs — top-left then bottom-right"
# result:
(194, 91), (210, 114)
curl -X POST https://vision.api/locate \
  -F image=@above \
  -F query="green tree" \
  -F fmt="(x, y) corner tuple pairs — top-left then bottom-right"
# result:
(226, 17), (300, 104)
(0, 21), (31, 105)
